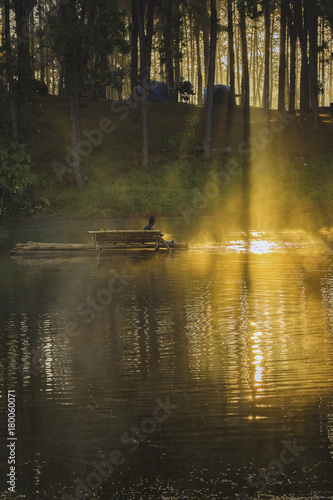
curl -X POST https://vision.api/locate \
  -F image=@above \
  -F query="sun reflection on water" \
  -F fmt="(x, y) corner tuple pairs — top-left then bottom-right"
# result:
(226, 238), (279, 254)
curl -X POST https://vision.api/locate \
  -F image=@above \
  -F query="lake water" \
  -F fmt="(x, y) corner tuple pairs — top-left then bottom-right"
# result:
(1, 217), (333, 499)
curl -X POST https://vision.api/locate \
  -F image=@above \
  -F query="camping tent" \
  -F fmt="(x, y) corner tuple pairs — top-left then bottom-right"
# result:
(135, 81), (171, 102)
(204, 85), (231, 106)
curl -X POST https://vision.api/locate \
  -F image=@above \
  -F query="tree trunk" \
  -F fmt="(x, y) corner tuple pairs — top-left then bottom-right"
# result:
(249, 24), (254, 103)
(13, 0), (32, 112)
(285, 22), (290, 105)
(184, 12), (191, 84)
(294, 33), (299, 105)
(239, 0), (250, 131)
(320, 16), (325, 106)
(235, 21), (241, 97)
(263, 0), (270, 118)
(227, 0), (236, 108)
(301, 0), (310, 115)
(204, 0), (217, 159)
(195, 19), (203, 105)
(269, 10), (275, 107)
(62, 1), (84, 188)
(278, 0), (287, 111)
(70, 95), (84, 189)
(45, 46), (50, 90)
(174, 2), (181, 98)
(190, 16), (195, 96)
(286, 3), (297, 115)
(202, 2), (210, 86)
(308, 0), (318, 130)
(29, 9), (35, 75)
(287, 2), (296, 114)
(253, 21), (258, 106)
(58, 63), (64, 96)
(328, 33), (333, 103)
(137, 0), (155, 167)
(4, 0), (18, 138)
(137, 0), (148, 167)
(131, 0), (139, 93)
(163, 0), (175, 91)
(295, 0), (310, 119)
(39, 1), (45, 84)
(52, 58), (55, 95)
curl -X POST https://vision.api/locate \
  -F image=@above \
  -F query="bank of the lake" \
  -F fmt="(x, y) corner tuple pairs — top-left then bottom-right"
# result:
(10, 96), (333, 221)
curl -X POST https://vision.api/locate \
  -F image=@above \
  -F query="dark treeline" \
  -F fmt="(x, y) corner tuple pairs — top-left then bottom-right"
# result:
(0, 0), (333, 186)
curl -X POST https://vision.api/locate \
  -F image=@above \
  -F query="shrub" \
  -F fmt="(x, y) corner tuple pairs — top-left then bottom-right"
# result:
(0, 141), (38, 216)
(177, 80), (195, 103)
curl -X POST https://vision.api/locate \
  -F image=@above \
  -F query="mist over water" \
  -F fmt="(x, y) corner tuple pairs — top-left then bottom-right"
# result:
(1, 216), (333, 499)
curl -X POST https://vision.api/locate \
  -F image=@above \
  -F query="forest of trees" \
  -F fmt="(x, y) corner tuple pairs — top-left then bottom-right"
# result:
(0, 0), (333, 186)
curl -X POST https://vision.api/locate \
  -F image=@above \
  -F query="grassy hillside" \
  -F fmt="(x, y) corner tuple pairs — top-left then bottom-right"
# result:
(26, 95), (333, 223)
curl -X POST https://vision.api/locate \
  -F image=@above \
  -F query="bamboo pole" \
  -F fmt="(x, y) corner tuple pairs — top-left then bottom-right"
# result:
(10, 241), (189, 255)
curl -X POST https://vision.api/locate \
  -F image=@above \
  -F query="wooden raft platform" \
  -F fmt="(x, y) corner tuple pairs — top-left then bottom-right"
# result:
(10, 230), (188, 256)
(89, 229), (163, 246)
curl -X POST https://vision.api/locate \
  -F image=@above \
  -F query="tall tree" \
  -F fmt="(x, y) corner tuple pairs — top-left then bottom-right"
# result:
(252, 20), (258, 106)
(287, 0), (297, 114)
(37, 0), (46, 86)
(263, 0), (271, 118)
(160, 0), (175, 90)
(204, 0), (217, 159)
(13, 0), (35, 115)
(60, 0), (84, 188)
(278, 0), (287, 111)
(308, 0), (319, 130)
(195, 17), (203, 104)
(130, 0), (139, 93)
(174, 2), (181, 93)
(227, 0), (236, 108)
(239, 0), (250, 130)
(158, 0), (182, 100)
(201, 1), (211, 86)
(295, 0), (310, 119)
(4, 0), (18, 138)
(136, 0), (155, 166)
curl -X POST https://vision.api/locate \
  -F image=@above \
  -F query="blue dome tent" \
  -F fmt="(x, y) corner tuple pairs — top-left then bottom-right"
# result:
(204, 85), (231, 106)
(134, 81), (171, 102)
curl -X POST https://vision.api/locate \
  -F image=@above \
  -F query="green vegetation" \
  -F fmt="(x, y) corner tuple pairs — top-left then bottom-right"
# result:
(251, 153), (333, 226)
(0, 140), (38, 216)
(4, 95), (333, 220)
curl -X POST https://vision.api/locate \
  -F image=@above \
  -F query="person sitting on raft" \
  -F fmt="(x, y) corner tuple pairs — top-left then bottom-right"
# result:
(143, 216), (174, 245)
(143, 216), (156, 230)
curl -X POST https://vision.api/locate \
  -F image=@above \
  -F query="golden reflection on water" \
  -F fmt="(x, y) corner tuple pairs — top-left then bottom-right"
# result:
(174, 233), (333, 407)
(2, 229), (333, 496)
(5, 231), (333, 409)
(227, 238), (279, 254)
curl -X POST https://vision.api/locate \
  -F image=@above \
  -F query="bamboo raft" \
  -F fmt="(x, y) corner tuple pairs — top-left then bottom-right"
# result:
(10, 230), (188, 256)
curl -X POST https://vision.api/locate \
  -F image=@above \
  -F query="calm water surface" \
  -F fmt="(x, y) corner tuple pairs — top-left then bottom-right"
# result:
(1, 217), (333, 499)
